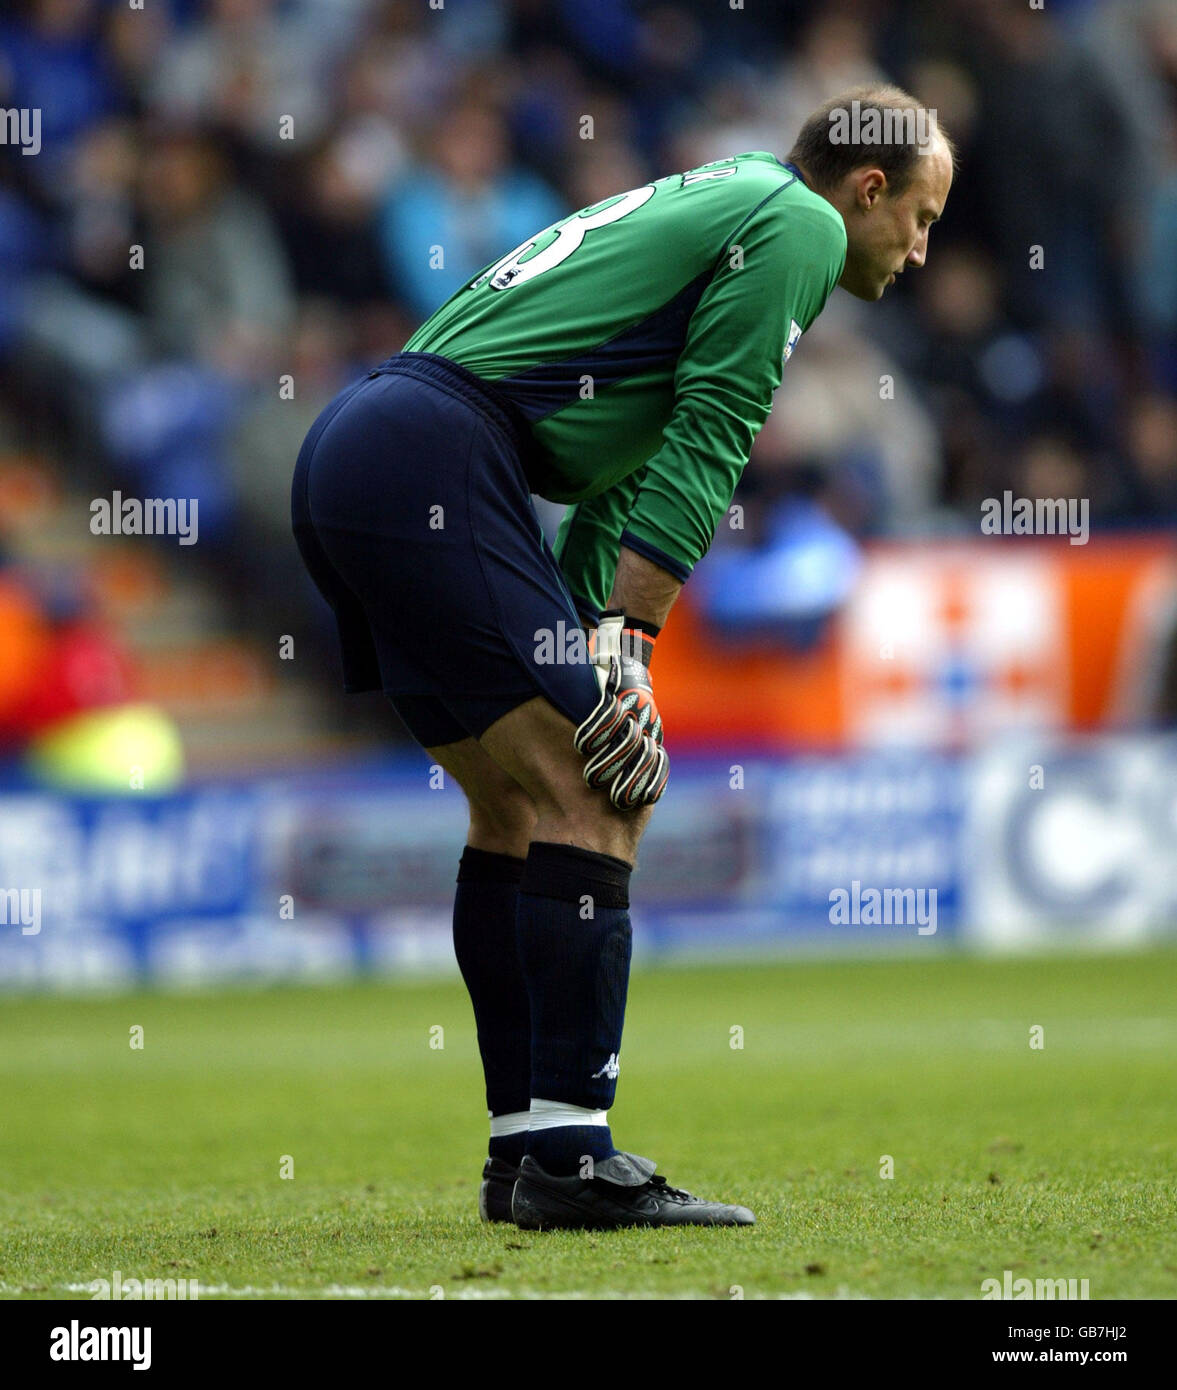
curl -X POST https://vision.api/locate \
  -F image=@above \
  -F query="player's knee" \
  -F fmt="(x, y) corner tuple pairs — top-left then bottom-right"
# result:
(541, 783), (654, 865)
(466, 783), (537, 858)
(477, 695), (656, 861)
(594, 806), (651, 866)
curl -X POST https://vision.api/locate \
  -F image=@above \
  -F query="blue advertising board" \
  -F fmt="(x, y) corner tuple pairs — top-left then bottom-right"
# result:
(1, 737), (1171, 990)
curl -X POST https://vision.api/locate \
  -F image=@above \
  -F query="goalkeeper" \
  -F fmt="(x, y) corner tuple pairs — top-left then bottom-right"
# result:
(291, 84), (953, 1230)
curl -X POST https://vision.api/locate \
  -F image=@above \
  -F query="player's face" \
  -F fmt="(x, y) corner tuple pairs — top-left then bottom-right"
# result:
(839, 139), (953, 301)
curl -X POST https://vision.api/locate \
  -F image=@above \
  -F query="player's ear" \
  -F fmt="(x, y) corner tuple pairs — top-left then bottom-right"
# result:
(858, 167), (887, 210)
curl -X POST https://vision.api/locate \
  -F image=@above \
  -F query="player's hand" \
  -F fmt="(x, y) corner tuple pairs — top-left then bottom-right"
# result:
(573, 612), (669, 808)
(612, 614), (663, 745)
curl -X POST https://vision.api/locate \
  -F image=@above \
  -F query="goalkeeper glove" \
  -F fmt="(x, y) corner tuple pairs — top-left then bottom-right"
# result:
(573, 610), (669, 808)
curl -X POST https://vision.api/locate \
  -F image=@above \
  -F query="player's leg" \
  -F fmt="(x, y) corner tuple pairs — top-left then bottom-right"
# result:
(292, 357), (589, 1222)
(479, 693), (652, 861)
(474, 692), (752, 1227)
(389, 697), (538, 1221)
(420, 730), (537, 859)
(414, 689), (654, 1222)
(474, 693), (650, 1185)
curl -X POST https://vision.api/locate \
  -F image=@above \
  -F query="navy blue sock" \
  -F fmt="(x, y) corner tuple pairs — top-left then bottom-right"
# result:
(525, 1125), (617, 1176)
(516, 841), (633, 1176)
(488, 1132), (526, 1166)
(453, 847), (530, 1148)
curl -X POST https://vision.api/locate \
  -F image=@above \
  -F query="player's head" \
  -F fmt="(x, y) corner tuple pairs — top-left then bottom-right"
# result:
(788, 84), (955, 301)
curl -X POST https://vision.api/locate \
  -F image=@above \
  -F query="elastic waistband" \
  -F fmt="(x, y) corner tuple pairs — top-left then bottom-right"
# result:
(367, 351), (535, 465)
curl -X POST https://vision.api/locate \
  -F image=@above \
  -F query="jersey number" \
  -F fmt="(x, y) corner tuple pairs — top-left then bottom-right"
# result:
(476, 184), (657, 292)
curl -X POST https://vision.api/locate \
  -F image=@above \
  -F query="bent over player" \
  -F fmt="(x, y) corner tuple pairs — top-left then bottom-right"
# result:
(291, 85), (953, 1229)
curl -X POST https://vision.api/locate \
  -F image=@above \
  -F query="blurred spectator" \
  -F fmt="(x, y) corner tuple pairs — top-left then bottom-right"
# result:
(760, 297), (944, 535)
(140, 127), (294, 375)
(276, 137), (395, 305)
(231, 298), (359, 546)
(1141, 118), (1177, 389)
(148, 0), (339, 153)
(1126, 393), (1177, 521)
(0, 0), (119, 192)
(947, 0), (1139, 337)
(694, 490), (863, 652)
(377, 100), (564, 318)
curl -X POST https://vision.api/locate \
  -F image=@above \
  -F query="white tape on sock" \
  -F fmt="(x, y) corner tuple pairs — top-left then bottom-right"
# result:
(489, 1110), (531, 1137)
(528, 1099), (609, 1129)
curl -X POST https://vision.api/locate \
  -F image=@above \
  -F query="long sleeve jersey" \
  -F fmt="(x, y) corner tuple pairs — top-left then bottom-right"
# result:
(404, 151), (847, 618)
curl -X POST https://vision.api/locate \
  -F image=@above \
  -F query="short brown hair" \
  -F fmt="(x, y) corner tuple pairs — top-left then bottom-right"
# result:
(787, 84), (955, 196)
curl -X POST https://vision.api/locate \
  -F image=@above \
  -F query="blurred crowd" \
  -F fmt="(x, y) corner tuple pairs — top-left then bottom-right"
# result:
(0, 0), (1174, 682)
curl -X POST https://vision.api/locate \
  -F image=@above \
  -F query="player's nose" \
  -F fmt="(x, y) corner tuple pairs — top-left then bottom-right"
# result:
(907, 229), (930, 269)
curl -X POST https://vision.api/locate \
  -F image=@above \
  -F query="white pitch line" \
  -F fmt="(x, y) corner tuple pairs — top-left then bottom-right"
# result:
(1, 1280), (878, 1301)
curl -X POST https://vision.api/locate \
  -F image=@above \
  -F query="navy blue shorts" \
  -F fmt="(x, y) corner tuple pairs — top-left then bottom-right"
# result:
(291, 352), (601, 750)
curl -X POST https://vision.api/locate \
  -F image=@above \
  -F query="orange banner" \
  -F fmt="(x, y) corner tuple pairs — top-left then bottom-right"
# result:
(656, 536), (1177, 749)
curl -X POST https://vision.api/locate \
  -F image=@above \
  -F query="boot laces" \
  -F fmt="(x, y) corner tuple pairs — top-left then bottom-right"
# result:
(648, 1174), (699, 1203)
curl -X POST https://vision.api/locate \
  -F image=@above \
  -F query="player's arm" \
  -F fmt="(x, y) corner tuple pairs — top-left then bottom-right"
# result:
(607, 545), (681, 631)
(621, 192), (847, 584)
(553, 467), (648, 626)
(574, 194), (844, 804)
(570, 187), (844, 807)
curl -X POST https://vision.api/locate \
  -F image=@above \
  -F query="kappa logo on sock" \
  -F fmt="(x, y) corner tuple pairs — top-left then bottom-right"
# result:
(591, 1053), (620, 1080)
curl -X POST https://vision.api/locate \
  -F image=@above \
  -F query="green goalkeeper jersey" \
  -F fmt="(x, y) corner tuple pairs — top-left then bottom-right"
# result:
(404, 151), (847, 617)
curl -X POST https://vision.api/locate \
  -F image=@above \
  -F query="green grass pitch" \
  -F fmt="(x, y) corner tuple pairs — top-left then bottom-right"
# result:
(1, 949), (1175, 1300)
